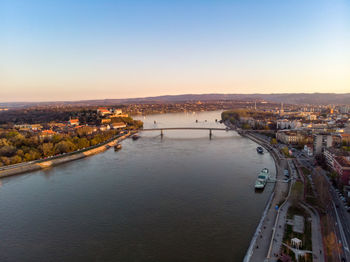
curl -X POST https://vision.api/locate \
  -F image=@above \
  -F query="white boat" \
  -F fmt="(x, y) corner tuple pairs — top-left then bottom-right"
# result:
(261, 168), (269, 174)
(254, 168), (269, 189)
(114, 144), (122, 151)
(255, 179), (265, 189)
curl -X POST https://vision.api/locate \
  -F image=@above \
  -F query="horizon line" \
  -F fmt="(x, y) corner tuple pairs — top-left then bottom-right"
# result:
(1, 92), (350, 104)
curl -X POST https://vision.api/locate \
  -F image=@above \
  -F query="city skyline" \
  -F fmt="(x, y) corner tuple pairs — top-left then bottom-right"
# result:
(1, 0), (350, 102)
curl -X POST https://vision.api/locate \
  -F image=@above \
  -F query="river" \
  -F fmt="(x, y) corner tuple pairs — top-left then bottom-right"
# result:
(0, 111), (276, 262)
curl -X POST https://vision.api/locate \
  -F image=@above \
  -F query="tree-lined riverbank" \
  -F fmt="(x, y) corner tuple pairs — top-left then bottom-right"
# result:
(0, 132), (132, 178)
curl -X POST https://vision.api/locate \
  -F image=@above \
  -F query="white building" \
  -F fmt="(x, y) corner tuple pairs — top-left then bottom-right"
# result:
(110, 122), (127, 129)
(307, 114), (317, 121)
(339, 106), (350, 114)
(277, 119), (302, 129)
(303, 145), (313, 157)
(313, 134), (333, 155)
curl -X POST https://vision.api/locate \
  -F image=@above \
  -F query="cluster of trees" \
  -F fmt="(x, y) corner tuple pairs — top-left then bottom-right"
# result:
(0, 107), (86, 125)
(221, 110), (244, 123)
(342, 140), (350, 152)
(222, 109), (275, 121)
(281, 146), (291, 157)
(0, 129), (119, 166)
(342, 146), (350, 152)
(0, 106), (134, 127)
(270, 138), (278, 145)
(221, 109), (275, 130)
(290, 181), (304, 206)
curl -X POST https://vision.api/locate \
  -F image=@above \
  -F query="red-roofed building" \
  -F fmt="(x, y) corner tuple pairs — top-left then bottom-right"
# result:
(69, 118), (79, 126)
(39, 130), (56, 139)
(101, 118), (111, 124)
(97, 107), (111, 116)
(110, 122), (126, 129)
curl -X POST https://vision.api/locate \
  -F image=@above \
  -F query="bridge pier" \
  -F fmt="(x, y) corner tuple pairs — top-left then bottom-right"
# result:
(160, 129), (163, 138)
(209, 129), (212, 139)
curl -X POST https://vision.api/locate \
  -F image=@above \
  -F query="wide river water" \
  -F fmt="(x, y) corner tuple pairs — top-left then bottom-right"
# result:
(0, 111), (275, 262)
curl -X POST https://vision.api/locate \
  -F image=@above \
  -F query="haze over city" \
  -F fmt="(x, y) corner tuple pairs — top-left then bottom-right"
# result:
(1, 0), (349, 102)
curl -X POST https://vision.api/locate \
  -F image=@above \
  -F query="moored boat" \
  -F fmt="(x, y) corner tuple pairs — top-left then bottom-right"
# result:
(261, 168), (269, 174)
(255, 179), (265, 189)
(254, 168), (269, 189)
(132, 134), (140, 140)
(114, 144), (122, 151)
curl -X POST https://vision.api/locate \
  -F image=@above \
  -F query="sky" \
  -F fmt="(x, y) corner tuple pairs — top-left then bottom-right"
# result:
(1, 0), (349, 102)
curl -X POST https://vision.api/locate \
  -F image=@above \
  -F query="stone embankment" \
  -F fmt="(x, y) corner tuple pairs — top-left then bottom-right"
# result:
(0, 132), (132, 178)
(239, 131), (289, 262)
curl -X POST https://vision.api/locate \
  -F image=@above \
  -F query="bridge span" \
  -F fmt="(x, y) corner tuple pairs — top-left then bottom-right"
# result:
(140, 127), (228, 131)
(137, 127), (232, 139)
(135, 127), (274, 139)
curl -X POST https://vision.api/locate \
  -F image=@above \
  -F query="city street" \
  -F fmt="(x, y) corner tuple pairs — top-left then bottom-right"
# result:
(296, 152), (350, 262)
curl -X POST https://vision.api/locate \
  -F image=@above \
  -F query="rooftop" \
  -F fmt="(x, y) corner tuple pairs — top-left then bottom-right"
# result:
(335, 156), (350, 168)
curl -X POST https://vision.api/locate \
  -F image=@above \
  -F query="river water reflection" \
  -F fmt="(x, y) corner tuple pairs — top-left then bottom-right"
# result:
(0, 111), (275, 262)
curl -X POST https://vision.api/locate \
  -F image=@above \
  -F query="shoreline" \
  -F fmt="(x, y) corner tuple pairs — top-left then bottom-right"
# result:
(223, 121), (285, 262)
(0, 132), (133, 179)
(241, 131), (292, 262)
(241, 131), (281, 262)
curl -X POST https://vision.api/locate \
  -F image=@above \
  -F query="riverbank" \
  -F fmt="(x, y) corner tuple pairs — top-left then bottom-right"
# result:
(241, 130), (325, 261)
(242, 132), (289, 262)
(0, 132), (133, 179)
(223, 123), (290, 262)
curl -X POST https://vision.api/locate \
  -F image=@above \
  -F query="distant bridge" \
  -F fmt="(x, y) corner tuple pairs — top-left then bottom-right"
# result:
(136, 127), (273, 139)
(139, 127), (273, 132)
(138, 127), (229, 138)
(140, 127), (229, 131)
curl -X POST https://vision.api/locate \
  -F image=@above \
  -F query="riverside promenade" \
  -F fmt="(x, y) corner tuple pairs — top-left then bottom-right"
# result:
(241, 132), (290, 262)
(243, 131), (325, 262)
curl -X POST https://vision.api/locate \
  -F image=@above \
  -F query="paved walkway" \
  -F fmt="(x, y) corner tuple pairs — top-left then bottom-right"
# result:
(268, 200), (291, 261)
(265, 165), (325, 262)
(244, 132), (290, 262)
(300, 202), (325, 262)
(243, 132), (326, 262)
(247, 158), (289, 262)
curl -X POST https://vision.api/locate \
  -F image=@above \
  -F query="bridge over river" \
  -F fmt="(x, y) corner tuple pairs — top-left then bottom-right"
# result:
(138, 127), (230, 138)
(137, 127), (273, 139)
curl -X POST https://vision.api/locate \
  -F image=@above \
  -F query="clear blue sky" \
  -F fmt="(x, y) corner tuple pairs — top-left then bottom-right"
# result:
(1, 0), (349, 101)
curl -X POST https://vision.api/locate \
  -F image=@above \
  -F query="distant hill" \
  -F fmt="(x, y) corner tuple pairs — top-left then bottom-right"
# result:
(120, 93), (350, 105)
(1, 93), (349, 108)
